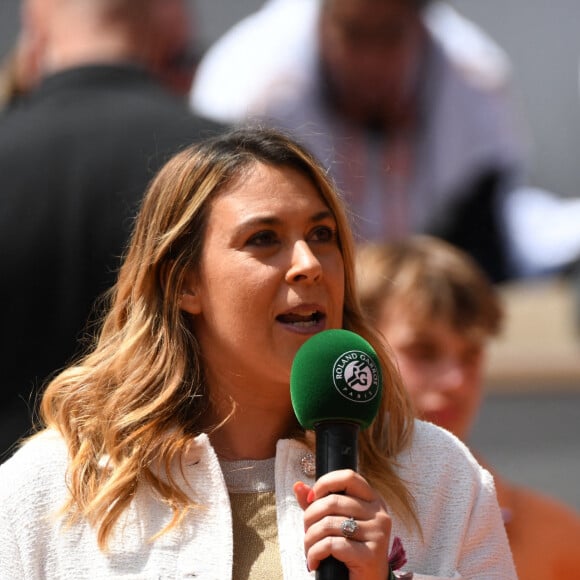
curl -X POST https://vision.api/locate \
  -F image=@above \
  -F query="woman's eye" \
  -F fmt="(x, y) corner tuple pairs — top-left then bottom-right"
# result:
(310, 225), (337, 243)
(247, 230), (279, 247)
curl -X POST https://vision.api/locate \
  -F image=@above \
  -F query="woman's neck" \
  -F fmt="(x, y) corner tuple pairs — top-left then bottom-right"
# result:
(204, 372), (299, 460)
(209, 409), (299, 460)
(205, 394), (298, 460)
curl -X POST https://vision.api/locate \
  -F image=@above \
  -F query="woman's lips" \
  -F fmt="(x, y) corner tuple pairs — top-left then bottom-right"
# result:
(276, 307), (327, 334)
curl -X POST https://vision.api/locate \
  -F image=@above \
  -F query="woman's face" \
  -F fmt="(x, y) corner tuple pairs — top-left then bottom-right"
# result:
(181, 162), (345, 400)
(379, 308), (486, 440)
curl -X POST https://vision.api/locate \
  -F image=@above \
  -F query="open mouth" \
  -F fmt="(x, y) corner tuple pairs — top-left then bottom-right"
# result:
(276, 310), (325, 328)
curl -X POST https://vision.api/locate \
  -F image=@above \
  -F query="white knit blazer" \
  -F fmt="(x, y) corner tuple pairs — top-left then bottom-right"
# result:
(0, 420), (516, 579)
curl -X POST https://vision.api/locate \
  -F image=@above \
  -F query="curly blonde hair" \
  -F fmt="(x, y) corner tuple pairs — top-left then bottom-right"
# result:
(40, 127), (418, 548)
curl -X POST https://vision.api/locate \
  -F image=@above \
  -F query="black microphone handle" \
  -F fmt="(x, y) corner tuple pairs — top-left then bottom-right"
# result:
(315, 421), (360, 580)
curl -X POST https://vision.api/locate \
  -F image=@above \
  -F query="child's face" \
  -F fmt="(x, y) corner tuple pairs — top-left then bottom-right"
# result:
(379, 308), (487, 440)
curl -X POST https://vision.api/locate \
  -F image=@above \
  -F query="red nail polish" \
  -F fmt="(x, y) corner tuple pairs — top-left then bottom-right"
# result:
(307, 489), (315, 503)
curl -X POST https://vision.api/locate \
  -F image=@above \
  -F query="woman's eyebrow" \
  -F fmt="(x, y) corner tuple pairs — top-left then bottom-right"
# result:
(236, 209), (335, 230)
(310, 209), (335, 223)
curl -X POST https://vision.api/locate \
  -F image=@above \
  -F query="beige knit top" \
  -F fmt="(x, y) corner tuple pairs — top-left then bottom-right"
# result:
(220, 457), (283, 580)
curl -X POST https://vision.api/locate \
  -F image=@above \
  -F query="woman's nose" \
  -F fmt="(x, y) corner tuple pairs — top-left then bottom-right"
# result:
(286, 240), (322, 284)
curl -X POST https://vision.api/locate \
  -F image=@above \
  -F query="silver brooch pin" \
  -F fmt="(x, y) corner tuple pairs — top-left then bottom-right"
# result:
(300, 452), (316, 478)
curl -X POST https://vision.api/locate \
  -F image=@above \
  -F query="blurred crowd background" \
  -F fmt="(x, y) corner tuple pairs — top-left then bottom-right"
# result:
(1, 0), (578, 511)
(2, 0), (580, 201)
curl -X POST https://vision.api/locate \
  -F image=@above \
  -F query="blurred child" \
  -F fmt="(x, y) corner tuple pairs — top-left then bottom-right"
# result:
(356, 235), (580, 579)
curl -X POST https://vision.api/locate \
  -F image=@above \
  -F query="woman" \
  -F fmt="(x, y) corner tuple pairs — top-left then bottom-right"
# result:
(356, 235), (580, 578)
(0, 128), (515, 578)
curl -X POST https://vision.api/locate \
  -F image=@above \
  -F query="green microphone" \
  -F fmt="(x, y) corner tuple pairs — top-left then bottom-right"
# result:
(290, 329), (383, 580)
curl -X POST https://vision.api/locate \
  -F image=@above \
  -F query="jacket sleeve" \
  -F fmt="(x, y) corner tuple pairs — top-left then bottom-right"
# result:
(394, 421), (517, 579)
(0, 502), (25, 579)
(454, 466), (517, 579)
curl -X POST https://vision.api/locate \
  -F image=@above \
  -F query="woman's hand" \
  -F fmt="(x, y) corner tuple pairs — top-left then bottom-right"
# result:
(294, 469), (391, 580)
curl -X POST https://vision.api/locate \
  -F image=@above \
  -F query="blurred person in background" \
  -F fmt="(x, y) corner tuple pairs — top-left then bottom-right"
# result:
(191, 0), (527, 283)
(0, 0), (196, 107)
(0, 29), (43, 109)
(356, 235), (580, 579)
(144, 0), (200, 97)
(0, 0), (223, 461)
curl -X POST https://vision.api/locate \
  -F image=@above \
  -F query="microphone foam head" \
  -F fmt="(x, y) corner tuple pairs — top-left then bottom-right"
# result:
(290, 329), (383, 430)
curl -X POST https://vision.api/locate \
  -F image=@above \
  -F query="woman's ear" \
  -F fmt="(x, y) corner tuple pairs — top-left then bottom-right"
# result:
(179, 269), (202, 315)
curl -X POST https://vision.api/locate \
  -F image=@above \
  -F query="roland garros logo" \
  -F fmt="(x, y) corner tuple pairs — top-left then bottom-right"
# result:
(332, 350), (380, 402)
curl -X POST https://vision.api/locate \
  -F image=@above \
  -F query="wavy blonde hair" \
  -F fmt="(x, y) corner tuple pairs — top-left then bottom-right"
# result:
(40, 127), (418, 548)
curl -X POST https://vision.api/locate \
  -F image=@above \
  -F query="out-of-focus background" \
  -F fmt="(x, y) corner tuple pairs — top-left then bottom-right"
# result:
(1, 0), (579, 509)
(2, 0), (580, 200)
(204, 0), (577, 201)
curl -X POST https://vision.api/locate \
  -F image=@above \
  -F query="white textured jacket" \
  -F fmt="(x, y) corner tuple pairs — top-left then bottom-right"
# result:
(0, 420), (516, 579)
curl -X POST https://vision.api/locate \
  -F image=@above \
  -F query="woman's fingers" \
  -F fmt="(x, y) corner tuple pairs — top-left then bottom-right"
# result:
(302, 470), (386, 529)
(304, 509), (391, 550)
(294, 469), (392, 580)
(305, 532), (385, 574)
(304, 517), (391, 579)
(293, 480), (312, 511)
(308, 469), (378, 503)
